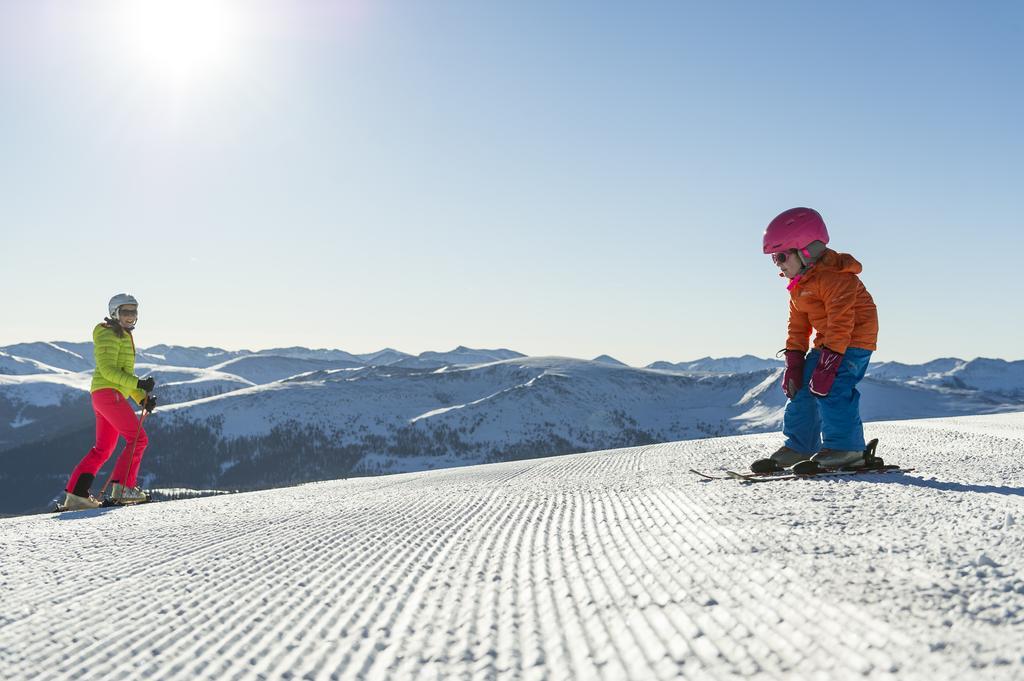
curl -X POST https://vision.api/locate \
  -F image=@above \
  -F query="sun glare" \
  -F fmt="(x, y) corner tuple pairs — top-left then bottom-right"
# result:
(116, 0), (242, 89)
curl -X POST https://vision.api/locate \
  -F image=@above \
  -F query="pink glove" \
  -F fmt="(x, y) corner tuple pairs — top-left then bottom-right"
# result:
(782, 350), (805, 399)
(809, 347), (843, 397)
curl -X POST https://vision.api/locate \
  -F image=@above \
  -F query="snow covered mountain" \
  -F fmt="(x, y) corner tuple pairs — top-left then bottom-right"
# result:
(389, 346), (526, 369)
(867, 357), (1024, 398)
(355, 348), (413, 365)
(135, 364), (257, 404)
(593, 354), (629, 366)
(139, 355), (1020, 483)
(0, 350), (67, 376)
(1, 342), (523, 372)
(0, 342), (93, 372)
(3, 412), (1022, 679)
(648, 354), (784, 373)
(252, 346), (366, 364)
(206, 355), (364, 384)
(3, 340), (1024, 517)
(144, 357), (787, 481)
(138, 344), (251, 368)
(866, 357), (965, 380)
(0, 372), (92, 451)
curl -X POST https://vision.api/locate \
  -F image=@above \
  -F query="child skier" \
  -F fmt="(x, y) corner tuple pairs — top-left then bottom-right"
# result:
(759, 207), (878, 471)
(62, 293), (157, 510)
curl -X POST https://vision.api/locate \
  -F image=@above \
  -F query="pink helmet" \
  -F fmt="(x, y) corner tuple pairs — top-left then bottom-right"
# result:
(762, 207), (829, 254)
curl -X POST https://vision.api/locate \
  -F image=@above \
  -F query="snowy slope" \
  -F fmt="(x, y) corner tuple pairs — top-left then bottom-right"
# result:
(156, 357), (784, 445)
(0, 373), (92, 450)
(134, 364), (257, 404)
(0, 351), (67, 376)
(0, 365), (244, 455)
(0, 342), (93, 372)
(4, 352), (1024, 517)
(2, 412), (1022, 679)
(0, 373), (91, 408)
(867, 358), (1024, 397)
(208, 354), (364, 384)
(952, 359), (1024, 396)
(148, 356), (1023, 474)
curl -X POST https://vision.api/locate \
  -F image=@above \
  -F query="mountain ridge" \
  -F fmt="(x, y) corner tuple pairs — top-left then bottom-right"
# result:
(3, 341), (1024, 516)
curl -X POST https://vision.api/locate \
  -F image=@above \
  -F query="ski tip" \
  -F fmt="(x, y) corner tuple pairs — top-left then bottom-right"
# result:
(749, 458), (784, 474)
(689, 469), (725, 481)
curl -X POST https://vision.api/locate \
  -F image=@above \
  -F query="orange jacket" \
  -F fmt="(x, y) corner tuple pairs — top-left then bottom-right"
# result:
(786, 249), (878, 354)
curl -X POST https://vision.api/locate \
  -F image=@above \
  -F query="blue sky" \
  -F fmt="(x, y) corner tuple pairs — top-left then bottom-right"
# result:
(2, 1), (1021, 365)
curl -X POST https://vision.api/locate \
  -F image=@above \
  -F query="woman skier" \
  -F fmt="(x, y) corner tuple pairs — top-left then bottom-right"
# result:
(62, 293), (157, 510)
(758, 207), (878, 472)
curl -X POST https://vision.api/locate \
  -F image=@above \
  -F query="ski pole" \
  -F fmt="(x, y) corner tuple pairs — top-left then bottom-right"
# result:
(121, 401), (152, 496)
(99, 402), (150, 501)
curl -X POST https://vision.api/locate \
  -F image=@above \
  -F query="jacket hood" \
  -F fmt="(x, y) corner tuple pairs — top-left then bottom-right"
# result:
(815, 248), (862, 275)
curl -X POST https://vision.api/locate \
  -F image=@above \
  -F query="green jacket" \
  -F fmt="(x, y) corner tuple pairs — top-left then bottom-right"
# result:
(90, 323), (146, 403)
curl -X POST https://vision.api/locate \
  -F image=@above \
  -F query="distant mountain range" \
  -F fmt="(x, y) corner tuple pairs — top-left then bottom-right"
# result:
(648, 354), (784, 374)
(2, 340), (1022, 516)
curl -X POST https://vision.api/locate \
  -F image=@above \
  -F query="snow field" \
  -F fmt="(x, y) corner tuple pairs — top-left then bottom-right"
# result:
(1, 412), (1023, 679)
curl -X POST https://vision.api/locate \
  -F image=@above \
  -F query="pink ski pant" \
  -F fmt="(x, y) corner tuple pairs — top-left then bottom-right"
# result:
(67, 388), (149, 492)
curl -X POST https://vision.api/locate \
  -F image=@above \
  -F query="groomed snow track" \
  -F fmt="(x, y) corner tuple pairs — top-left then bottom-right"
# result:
(2, 413), (1023, 679)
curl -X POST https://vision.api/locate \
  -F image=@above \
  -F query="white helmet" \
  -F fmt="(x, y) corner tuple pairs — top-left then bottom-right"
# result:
(108, 293), (139, 318)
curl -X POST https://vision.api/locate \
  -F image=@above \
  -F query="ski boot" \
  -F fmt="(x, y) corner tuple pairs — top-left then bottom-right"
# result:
(60, 491), (102, 511)
(109, 483), (149, 505)
(750, 446), (812, 474)
(792, 439), (883, 475)
(812, 448), (866, 468)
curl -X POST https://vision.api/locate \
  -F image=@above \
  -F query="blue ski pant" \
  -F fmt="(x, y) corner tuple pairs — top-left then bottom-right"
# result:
(783, 346), (872, 454)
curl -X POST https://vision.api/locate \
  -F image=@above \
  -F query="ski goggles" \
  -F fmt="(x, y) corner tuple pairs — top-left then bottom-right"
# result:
(117, 308), (139, 317)
(770, 251), (794, 266)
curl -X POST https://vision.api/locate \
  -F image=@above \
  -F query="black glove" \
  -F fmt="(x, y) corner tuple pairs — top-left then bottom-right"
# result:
(137, 376), (156, 393)
(141, 394), (158, 413)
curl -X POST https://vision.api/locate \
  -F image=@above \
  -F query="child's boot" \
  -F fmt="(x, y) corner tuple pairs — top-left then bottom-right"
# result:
(811, 449), (865, 469)
(750, 446), (811, 473)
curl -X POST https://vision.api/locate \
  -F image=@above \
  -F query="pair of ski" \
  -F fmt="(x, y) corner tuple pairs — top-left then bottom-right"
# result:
(53, 496), (152, 514)
(690, 465), (911, 483)
(690, 439), (913, 483)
